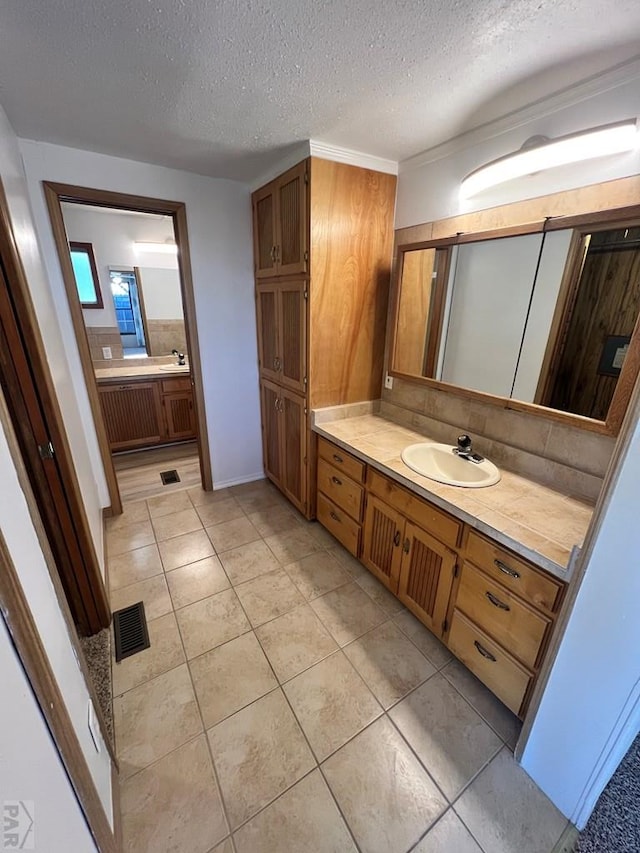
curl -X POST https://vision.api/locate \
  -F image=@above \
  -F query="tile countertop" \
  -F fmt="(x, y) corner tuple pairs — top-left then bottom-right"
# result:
(313, 414), (595, 581)
(95, 364), (191, 381)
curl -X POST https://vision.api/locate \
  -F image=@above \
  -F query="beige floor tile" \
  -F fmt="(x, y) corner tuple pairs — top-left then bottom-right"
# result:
(113, 612), (185, 696)
(176, 588), (251, 659)
(301, 520), (340, 548)
(219, 539), (281, 585)
(166, 556), (230, 610)
(152, 507), (203, 542)
(114, 664), (202, 778)
(284, 551), (351, 600)
(310, 582), (386, 646)
(356, 572), (406, 615)
(106, 500), (150, 532)
(110, 574), (172, 621)
(108, 519), (155, 557)
(187, 485), (234, 507)
(209, 840), (233, 853)
(195, 497), (245, 527)
(441, 659), (522, 749)
(233, 769), (356, 853)
(264, 528), (323, 564)
(147, 490), (193, 519)
(455, 747), (567, 853)
(190, 632), (277, 728)
(108, 544), (163, 591)
(234, 485), (287, 514)
(159, 529), (215, 571)
(323, 716), (447, 853)
(206, 516), (261, 553)
(390, 673), (502, 801)
(235, 569), (305, 627)
(394, 609), (453, 669)
(207, 689), (315, 829)
(343, 621), (436, 708)
(413, 809), (483, 853)
(328, 544), (370, 580)
(120, 734), (228, 853)
(284, 651), (382, 761)
(255, 604), (339, 683)
(246, 506), (302, 537)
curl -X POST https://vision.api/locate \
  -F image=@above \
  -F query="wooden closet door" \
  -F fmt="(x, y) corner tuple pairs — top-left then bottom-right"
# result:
(276, 162), (308, 276)
(361, 495), (404, 593)
(260, 380), (283, 486)
(256, 284), (280, 382)
(253, 181), (278, 279)
(280, 387), (306, 514)
(398, 522), (457, 637)
(279, 280), (307, 393)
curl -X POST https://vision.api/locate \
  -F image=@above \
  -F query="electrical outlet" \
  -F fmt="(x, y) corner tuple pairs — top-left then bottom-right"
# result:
(87, 701), (101, 753)
(384, 372), (394, 390)
(102, 346), (112, 359)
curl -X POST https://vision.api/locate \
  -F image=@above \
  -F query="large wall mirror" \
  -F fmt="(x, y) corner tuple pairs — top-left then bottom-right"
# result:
(390, 209), (640, 434)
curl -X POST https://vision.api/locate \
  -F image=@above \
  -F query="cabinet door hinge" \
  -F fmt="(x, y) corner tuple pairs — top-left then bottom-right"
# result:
(442, 618), (448, 634)
(304, 171), (309, 185)
(303, 290), (308, 300)
(303, 376), (308, 385)
(303, 250), (309, 261)
(38, 441), (55, 460)
(453, 562), (459, 578)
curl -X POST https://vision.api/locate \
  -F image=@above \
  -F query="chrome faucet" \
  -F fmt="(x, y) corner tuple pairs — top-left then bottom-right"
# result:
(172, 349), (186, 366)
(453, 434), (484, 463)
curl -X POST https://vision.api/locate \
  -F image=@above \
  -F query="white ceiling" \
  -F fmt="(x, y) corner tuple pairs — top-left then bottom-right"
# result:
(2, 1), (640, 182)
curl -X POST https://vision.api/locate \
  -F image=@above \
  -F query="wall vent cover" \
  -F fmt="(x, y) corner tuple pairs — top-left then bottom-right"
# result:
(113, 601), (150, 661)
(160, 469), (181, 485)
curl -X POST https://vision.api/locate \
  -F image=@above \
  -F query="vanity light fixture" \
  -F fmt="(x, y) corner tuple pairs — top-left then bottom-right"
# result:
(460, 119), (639, 198)
(133, 240), (178, 254)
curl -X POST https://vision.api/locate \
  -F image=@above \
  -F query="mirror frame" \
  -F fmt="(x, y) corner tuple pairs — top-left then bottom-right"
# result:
(388, 184), (640, 437)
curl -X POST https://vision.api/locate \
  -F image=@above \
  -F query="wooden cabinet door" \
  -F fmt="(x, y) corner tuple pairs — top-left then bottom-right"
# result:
(256, 283), (280, 382)
(163, 391), (197, 441)
(361, 495), (404, 593)
(398, 521), (457, 638)
(99, 381), (164, 451)
(253, 181), (278, 279)
(280, 387), (307, 514)
(275, 162), (308, 276)
(279, 280), (307, 393)
(260, 380), (283, 486)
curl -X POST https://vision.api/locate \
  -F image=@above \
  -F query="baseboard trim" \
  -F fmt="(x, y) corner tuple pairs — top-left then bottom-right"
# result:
(213, 472), (266, 490)
(552, 823), (580, 853)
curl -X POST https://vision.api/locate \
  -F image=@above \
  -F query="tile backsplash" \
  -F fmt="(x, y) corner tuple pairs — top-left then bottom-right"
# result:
(381, 378), (615, 502)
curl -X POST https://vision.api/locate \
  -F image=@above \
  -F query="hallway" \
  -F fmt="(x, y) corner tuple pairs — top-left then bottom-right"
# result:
(106, 478), (571, 853)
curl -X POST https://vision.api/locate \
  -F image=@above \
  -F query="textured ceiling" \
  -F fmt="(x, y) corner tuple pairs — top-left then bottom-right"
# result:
(1, 0), (640, 181)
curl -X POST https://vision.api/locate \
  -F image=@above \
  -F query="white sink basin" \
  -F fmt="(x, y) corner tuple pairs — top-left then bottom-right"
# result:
(401, 442), (500, 488)
(159, 364), (189, 372)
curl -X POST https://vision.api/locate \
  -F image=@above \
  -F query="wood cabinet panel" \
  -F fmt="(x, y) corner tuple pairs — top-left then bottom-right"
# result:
(465, 530), (563, 614)
(260, 380), (282, 486)
(281, 388), (307, 514)
(161, 377), (191, 393)
(317, 458), (363, 522)
(164, 391), (197, 441)
(317, 492), (361, 557)
(277, 162), (308, 276)
(279, 281), (306, 393)
(448, 609), (533, 717)
(317, 437), (365, 483)
(253, 183), (278, 279)
(361, 495), (404, 593)
(398, 522), (457, 637)
(256, 284), (280, 382)
(99, 381), (163, 450)
(456, 562), (551, 669)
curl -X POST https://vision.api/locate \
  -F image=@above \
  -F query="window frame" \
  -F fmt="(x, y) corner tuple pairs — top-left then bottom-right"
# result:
(69, 241), (104, 309)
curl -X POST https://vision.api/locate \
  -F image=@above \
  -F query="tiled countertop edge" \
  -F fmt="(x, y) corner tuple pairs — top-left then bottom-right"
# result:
(312, 421), (575, 582)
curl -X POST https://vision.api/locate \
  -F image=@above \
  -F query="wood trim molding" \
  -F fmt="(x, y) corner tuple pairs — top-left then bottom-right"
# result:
(69, 241), (104, 309)
(0, 527), (118, 852)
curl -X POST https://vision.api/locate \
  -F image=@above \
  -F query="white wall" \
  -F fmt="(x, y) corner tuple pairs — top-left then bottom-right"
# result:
(138, 267), (183, 320)
(0, 617), (98, 852)
(20, 139), (264, 490)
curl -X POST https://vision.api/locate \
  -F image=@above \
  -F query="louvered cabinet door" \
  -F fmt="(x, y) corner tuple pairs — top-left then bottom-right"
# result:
(280, 387), (307, 515)
(99, 382), (164, 451)
(256, 284), (280, 382)
(279, 281), (307, 393)
(275, 161), (308, 276)
(260, 380), (283, 487)
(253, 181), (278, 278)
(163, 391), (197, 440)
(361, 495), (404, 593)
(398, 522), (457, 638)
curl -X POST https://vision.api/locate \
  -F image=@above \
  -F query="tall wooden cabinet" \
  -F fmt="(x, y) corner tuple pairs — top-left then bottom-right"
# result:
(252, 158), (397, 516)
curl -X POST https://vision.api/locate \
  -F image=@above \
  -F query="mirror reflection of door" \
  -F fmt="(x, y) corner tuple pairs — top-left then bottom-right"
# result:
(110, 269), (147, 354)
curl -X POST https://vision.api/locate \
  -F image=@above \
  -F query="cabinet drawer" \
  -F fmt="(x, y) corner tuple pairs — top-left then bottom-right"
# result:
(317, 437), (365, 484)
(367, 469), (461, 548)
(456, 563), (550, 669)
(317, 458), (364, 522)
(317, 493), (361, 558)
(466, 531), (564, 614)
(448, 609), (532, 717)
(161, 377), (192, 393)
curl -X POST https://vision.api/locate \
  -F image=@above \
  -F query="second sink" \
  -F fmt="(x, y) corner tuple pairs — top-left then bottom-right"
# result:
(401, 442), (500, 488)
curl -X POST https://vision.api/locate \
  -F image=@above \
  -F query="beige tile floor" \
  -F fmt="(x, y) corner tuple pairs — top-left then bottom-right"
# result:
(106, 478), (569, 853)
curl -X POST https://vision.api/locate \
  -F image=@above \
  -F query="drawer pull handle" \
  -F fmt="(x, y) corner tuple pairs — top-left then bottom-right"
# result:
(494, 559), (520, 579)
(273, 356), (281, 371)
(333, 453), (343, 464)
(474, 640), (497, 662)
(393, 530), (401, 547)
(485, 591), (510, 611)
(331, 476), (342, 486)
(329, 511), (340, 522)
(403, 537), (410, 553)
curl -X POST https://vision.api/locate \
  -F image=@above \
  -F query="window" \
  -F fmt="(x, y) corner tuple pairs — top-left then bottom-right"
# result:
(69, 242), (103, 308)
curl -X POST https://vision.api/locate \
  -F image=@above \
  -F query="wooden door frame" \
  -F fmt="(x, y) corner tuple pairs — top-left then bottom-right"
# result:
(44, 182), (213, 517)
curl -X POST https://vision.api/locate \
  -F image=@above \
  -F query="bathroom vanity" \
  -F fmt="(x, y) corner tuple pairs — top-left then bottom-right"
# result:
(312, 416), (589, 719)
